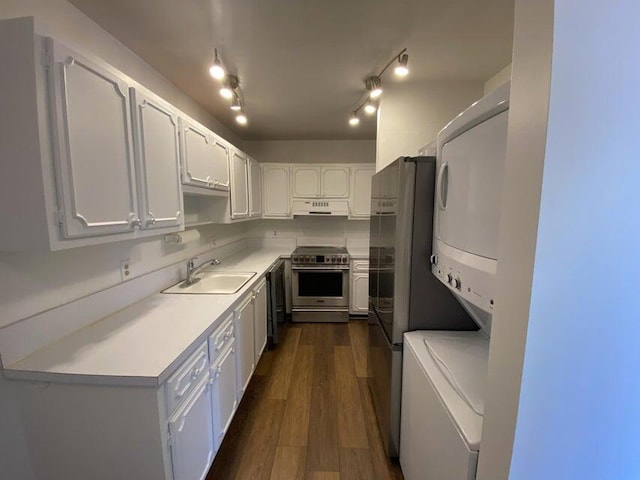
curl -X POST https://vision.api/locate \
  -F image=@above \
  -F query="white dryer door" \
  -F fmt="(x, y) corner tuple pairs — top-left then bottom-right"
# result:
(435, 110), (508, 260)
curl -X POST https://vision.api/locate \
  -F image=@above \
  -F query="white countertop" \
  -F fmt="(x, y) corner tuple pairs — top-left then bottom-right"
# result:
(4, 248), (290, 387)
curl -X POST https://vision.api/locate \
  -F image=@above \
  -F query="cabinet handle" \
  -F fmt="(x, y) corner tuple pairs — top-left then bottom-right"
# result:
(191, 368), (200, 379)
(147, 212), (156, 225)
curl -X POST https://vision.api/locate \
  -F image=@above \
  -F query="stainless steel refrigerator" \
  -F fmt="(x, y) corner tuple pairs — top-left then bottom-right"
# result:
(367, 155), (477, 457)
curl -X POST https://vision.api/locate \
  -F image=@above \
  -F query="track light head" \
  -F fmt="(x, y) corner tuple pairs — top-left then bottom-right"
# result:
(230, 94), (242, 111)
(220, 75), (239, 99)
(349, 111), (360, 126)
(366, 76), (383, 99)
(209, 49), (225, 80)
(394, 53), (409, 77)
(364, 100), (377, 115)
(235, 112), (248, 125)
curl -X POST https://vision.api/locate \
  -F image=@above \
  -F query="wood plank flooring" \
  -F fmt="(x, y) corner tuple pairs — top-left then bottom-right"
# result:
(207, 319), (403, 480)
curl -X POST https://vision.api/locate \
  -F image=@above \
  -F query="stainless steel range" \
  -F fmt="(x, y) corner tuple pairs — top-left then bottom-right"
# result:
(291, 246), (350, 323)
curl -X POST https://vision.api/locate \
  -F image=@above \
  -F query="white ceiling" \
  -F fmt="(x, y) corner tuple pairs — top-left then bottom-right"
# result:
(68, 0), (514, 140)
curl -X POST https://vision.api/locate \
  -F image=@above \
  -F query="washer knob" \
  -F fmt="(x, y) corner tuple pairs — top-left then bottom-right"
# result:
(446, 273), (453, 285)
(454, 278), (461, 290)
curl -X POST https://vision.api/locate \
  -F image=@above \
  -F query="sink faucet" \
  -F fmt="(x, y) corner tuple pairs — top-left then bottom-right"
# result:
(185, 256), (222, 285)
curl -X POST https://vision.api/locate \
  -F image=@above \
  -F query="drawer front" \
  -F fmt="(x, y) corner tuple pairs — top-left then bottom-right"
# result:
(209, 313), (235, 363)
(165, 341), (209, 415)
(352, 260), (369, 273)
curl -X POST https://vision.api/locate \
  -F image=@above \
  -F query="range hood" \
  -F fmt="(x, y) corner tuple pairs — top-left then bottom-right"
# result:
(292, 199), (350, 216)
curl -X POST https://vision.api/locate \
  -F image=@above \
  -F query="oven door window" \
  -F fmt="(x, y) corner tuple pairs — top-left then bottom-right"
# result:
(297, 271), (343, 297)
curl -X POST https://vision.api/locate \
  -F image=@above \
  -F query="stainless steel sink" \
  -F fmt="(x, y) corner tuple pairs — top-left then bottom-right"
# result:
(163, 271), (257, 295)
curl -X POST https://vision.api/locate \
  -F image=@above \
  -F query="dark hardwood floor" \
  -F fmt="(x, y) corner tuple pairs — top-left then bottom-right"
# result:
(207, 319), (404, 480)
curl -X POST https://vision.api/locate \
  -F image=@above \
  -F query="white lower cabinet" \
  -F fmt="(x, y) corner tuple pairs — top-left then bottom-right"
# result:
(168, 374), (215, 480)
(234, 294), (255, 399)
(210, 341), (238, 449)
(253, 280), (268, 360)
(350, 260), (370, 315)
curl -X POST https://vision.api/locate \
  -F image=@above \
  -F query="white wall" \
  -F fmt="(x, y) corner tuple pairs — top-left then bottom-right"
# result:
(243, 140), (375, 164)
(484, 64), (512, 95)
(476, 0), (553, 478)
(0, 0), (239, 146)
(479, 1), (640, 479)
(375, 80), (483, 171)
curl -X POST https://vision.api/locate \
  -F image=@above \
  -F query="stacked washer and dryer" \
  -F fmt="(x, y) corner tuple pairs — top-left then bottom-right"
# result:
(400, 83), (510, 480)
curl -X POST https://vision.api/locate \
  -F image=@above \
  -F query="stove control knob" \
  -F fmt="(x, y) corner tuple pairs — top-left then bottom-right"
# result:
(342, 257), (347, 264)
(446, 273), (453, 285)
(293, 255), (299, 262)
(454, 277), (462, 290)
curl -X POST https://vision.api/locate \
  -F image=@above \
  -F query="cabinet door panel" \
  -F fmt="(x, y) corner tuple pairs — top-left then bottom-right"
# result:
(211, 342), (238, 449)
(49, 40), (138, 238)
(351, 273), (369, 314)
(253, 283), (268, 360)
(263, 165), (291, 217)
(181, 119), (214, 188)
(321, 167), (350, 198)
(292, 166), (320, 197)
(234, 298), (255, 399)
(350, 166), (375, 218)
(211, 138), (230, 190)
(168, 375), (215, 480)
(249, 158), (262, 218)
(131, 89), (183, 230)
(230, 151), (249, 219)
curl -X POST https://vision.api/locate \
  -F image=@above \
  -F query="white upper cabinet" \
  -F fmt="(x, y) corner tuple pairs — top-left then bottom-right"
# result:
(211, 136), (230, 191)
(321, 166), (350, 198)
(248, 157), (262, 218)
(49, 39), (140, 238)
(349, 165), (375, 218)
(291, 165), (350, 198)
(292, 166), (321, 197)
(180, 117), (214, 189)
(262, 164), (291, 218)
(130, 88), (183, 231)
(230, 149), (249, 220)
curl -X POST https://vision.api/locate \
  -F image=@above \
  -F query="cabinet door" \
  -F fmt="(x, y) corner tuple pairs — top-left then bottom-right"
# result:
(168, 375), (215, 480)
(211, 137), (230, 191)
(131, 88), (183, 230)
(230, 150), (249, 219)
(262, 165), (291, 218)
(210, 342), (238, 449)
(321, 166), (350, 198)
(248, 158), (262, 218)
(48, 39), (139, 238)
(350, 165), (375, 218)
(350, 273), (370, 314)
(234, 297), (255, 399)
(253, 282), (268, 361)
(292, 166), (321, 197)
(180, 117), (214, 189)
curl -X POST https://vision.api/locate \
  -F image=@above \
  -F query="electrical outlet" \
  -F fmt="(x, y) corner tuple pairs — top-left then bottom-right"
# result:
(120, 258), (131, 281)
(273, 230), (278, 237)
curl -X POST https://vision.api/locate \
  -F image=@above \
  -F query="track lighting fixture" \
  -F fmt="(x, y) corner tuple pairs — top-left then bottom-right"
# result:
(208, 49), (225, 80)
(347, 48), (408, 127)
(208, 48), (249, 126)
